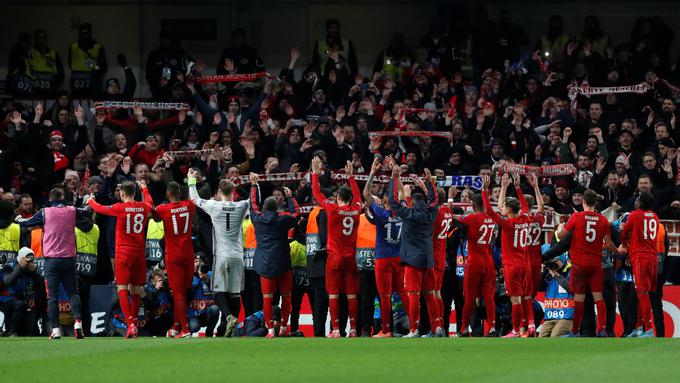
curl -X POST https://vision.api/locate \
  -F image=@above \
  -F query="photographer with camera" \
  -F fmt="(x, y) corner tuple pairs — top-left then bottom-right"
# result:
(539, 250), (574, 337)
(187, 256), (219, 337)
(143, 267), (173, 337)
(1, 247), (45, 336)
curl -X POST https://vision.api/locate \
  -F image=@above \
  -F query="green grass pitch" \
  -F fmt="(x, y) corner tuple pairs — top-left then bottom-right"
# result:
(2, 338), (679, 382)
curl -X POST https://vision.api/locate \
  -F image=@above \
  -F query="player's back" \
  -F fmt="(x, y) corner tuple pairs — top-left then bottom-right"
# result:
(325, 201), (362, 258)
(433, 205), (453, 259)
(462, 212), (496, 267)
(499, 215), (530, 267)
(114, 201), (151, 253)
(627, 210), (659, 259)
(565, 211), (609, 267)
(370, 204), (402, 259)
(156, 200), (196, 256)
(204, 199), (249, 258)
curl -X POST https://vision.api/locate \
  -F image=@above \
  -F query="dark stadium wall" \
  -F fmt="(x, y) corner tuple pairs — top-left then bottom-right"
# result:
(1, 0), (679, 97)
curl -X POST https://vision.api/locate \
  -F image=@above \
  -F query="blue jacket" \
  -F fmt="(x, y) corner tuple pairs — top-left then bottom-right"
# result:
(388, 178), (437, 269)
(250, 185), (298, 278)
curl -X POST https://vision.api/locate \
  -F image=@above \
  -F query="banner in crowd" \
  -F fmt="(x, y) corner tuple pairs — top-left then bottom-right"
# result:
(495, 161), (576, 177)
(194, 72), (269, 84)
(93, 101), (189, 111)
(368, 130), (453, 139)
(568, 83), (649, 99)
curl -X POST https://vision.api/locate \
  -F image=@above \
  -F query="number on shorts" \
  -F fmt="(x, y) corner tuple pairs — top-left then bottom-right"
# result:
(126, 213), (144, 234)
(342, 216), (355, 236)
(477, 224), (495, 245)
(643, 218), (658, 240)
(172, 212), (190, 235)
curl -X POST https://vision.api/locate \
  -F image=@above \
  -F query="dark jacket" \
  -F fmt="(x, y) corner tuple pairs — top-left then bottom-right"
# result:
(250, 185), (298, 278)
(388, 178), (437, 269)
(306, 209), (328, 279)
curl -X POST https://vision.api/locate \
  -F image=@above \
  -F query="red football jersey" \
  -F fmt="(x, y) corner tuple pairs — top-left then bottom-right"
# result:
(433, 205), (453, 264)
(89, 189), (153, 255)
(621, 209), (659, 261)
(460, 212), (496, 267)
(155, 200), (196, 261)
(482, 190), (531, 268)
(312, 174), (362, 258)
(564, 211), (610, 267)
(525, 214), (545, 265)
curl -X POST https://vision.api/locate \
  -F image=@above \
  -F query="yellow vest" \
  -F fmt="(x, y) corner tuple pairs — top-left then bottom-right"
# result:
(317, 38), (350, 73)
(146, 220), (164, 262)
(69, 42), (101, 72)
(75, 224), (99, 276)
(290, 240), (307, 268)
(29, 48), (58, 74)
(243, 219), (256, 270)
(0, 223), (20, 263)
(355, 214), (376, 270)
(382, 55), (405, 82)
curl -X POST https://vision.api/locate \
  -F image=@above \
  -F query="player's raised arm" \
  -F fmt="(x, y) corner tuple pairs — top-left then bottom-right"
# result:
(515, 174), (529, 214)
(187, 169), (209, 209)
(16, 209), (45, 227)
(138, 180), (154, 209)
(424, 168), (438, 208)
(481, 175), (500, 224)
(363, 157), (381, 209)
(345, 160), (361, 206)
(87, 195), (120, 216)
(497, 172), (511, 213)
(311, 156), (327, 206)
(529, 173), (544, 214)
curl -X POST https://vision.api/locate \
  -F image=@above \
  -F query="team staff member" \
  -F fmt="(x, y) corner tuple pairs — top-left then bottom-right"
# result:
(306, 202), (329, 337)
(356, 211), (377, 336)
(388, 166), (440, 338)
(249, 173), (299, 338)
(311, 157), (363, 338)
(18, 187), (91, 339)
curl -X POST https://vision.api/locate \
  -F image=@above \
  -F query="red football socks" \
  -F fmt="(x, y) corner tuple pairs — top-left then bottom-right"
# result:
(408, 293), (420, 333)
(117, 290), (132, 325)
(595, 299), (607, 333)
(329, 297), (340, 331)
(572, 301), (585, 334)
(281, 294), (291, 327)
(379, 294), (392, 332)
(263, 296), (274, 328)
(523, 299), (535, 327)
(511, 302), (523, 333)
(636, 292), (653, 331)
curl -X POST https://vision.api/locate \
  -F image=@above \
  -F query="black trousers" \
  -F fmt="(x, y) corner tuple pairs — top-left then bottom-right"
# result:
(290, 284), (313, 333)
(359, 270), (378, 336)
(242, 269), (263, 317)
(650, 274), (666, 337)
(617, 281), (638, 336)
(44, 257), (82, 329)
(308, 277), (328, 337)
(440, 270), (463, 336)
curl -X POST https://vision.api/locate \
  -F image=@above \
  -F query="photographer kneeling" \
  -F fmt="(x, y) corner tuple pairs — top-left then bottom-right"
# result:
(539, 249), (574, 338)
(1, 248), (45, 336)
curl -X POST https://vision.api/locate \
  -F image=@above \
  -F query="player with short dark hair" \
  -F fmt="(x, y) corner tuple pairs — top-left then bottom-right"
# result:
(619, 192), (659, 338)
(556, 189), (619, 337)
(311, 156), (362, 338)
(88, 180), (153, 338)
(154, 181), (196, 338)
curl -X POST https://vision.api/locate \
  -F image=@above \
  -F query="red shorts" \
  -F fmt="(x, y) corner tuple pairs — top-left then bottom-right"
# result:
(531, 262), (542, 296)
(260, 270), (292, 295)
(374, 257), (405, 296)
(505, 265), (532, 297)
(633, 258), (658, 292)
(166, 256), (194, 296)
(326, 254), (359, 295)
(404, 265), (435, 292)
(570, 264), (604, 295)
(433, 259), (446, 291)
(464, 265), (496, 300)
(115, 253), (146, 286)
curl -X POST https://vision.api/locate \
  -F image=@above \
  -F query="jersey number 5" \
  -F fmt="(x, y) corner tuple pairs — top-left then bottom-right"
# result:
(585, 220), (597, 243)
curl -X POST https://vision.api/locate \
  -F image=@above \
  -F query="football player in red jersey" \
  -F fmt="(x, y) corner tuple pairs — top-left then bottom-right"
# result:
(484, 173), (534, 338)
(619, 192), (659, 338)
(154, 181), (196, 338)
(513, 173), (545, 337)
(556, 189), (619, 337)
(455, 175), (498, 336)
(311, 156), (363, 338)
(88, 180), (152, 338)
(432, 186), (453, 336)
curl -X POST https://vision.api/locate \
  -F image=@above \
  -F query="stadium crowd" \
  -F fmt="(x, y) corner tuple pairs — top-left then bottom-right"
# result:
(1, 9), (680, 338)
